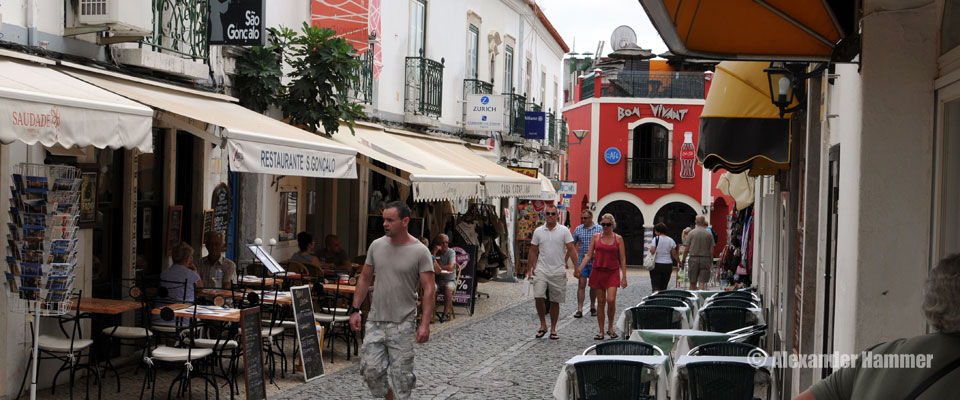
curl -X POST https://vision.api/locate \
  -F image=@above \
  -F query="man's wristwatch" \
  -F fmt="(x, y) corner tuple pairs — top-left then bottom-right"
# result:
(347, 306), (361, 316)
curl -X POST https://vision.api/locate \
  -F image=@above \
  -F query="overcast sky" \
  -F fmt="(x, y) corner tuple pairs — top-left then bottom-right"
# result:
(538, 0), (668, 57)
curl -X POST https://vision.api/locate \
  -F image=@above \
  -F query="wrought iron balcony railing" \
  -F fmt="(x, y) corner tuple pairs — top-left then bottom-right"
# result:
(601, 71), (705, 99)
(547, 111), (556, 147)
(404, 56), (444, 117)
(581, 72), (595, 99)
(140, 0), (209, 63)
(462, 78), (493, 132)
(348, 41), (375, 105)
(626, 158), (675, 184)
(503, 92), (527, 138)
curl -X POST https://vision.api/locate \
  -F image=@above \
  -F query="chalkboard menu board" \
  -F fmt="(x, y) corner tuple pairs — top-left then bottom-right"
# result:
(290, 285), (324, 381)
(201, 209), (214, 242)
(211, 183), (230, 239)
(439, 244), (479, 315)
(240, 307), (266, 400)
(166, 205), (183, 255)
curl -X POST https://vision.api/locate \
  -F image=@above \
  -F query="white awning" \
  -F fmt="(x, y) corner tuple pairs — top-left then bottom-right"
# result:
(62, 67), (357, 180)
(0, 57), (153, 152)
(520, 174), (559, 201)
(388, 130), (541, 198)
(331, 124), (482, 202)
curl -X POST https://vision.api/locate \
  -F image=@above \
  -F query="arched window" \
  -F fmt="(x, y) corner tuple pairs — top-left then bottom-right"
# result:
(629, 123), (672, 184)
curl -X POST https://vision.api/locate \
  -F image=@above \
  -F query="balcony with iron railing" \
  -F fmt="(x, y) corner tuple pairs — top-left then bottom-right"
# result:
(405, 54), (444, 118)
(348, 40), (375, 105)
(581, 73), (595, 99)
(601, 71), (705, 99)
(139, 0), (210, 63)
(546, 111), (556, 147)
(503, 92), (527, 139)
(461, 78), (493, 131)
(626, 158), (675, 185)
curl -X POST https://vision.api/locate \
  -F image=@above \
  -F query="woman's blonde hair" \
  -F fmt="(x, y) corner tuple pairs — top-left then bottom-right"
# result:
(600, 213), (616, 227)
(172, 242), (194, 264)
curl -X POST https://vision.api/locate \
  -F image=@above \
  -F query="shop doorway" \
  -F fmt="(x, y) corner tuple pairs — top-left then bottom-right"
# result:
(598, 200), (645, 265)
(92, 149), (126, 300)
(654, 202), (697, 244)
(137, 129), (166, 276)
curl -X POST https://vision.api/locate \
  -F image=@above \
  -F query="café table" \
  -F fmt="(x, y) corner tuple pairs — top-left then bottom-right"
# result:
(629, 329), (734, 364)
(615, 304), (692, 337)
(552, 355), (669, 400)
(151, 303), (241, 323)
(238, 275), (282, 288)
(671, 355), (777, 400)
(72, 297), (142, 315)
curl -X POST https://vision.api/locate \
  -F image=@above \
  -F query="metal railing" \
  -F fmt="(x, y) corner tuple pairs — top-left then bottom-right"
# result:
(547, 112), (556, 146)
(140, 0), (209, 63)
(347, 39), (375, 105)
(601, 71), (705, 99)
(462, 79), (493, 131)
(404, 55), (444, 117)
(502, 92), (527, 138)
(626, 158), (675, 184)
(581, 73), (595, 99)
(559, 118), (568, 150)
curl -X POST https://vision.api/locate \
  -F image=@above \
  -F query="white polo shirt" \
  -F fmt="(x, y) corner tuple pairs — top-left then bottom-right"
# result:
(531, 223), (574, 277)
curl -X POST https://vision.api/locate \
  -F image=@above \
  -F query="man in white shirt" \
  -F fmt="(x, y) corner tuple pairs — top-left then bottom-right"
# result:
(526, 204), (578, 340)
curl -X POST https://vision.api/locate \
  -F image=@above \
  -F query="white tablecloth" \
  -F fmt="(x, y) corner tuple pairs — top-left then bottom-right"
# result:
(553, 355), (669, 400)
(628, 329), (735, 362)
(693, 306), (764, 331)
(672, 355), (777, 400)
(615, 305), (691, 337)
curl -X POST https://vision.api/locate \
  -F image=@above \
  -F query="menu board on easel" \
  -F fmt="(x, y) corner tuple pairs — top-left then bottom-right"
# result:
(240, 307), (267, 400)
(166, 206), (183, 255)
(211, 183), (230, 240)
(290, 285), (324, 381)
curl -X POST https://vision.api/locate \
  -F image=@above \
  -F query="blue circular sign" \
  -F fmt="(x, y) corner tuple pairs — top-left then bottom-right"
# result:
(604, 147), (622, 164)
(480, 96), (490, 105)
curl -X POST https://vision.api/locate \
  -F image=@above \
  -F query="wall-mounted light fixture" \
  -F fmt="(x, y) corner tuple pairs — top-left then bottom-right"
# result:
(764, 62), (827, 119)
(571, 129), (589, 145)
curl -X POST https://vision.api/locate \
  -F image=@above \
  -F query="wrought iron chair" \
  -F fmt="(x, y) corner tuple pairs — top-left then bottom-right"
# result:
(685, 361), (758, 400)
(728, 330), (766, 347)
(712, 291), (760, 302)
(699, 306), (751, 333)
(687, 342), (763, 357)
(573, 359), (658, 400)
(706, 298), (758, 308)
(314, 277), (356, 363)
(582, 340), (664, 356)
(628, 305), (682, 330)
(641, 298), (688, 307)
(646, 293), (697, 309)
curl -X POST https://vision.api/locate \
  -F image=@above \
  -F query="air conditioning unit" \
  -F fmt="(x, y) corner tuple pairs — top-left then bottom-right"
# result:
(74, 0), (152, 37)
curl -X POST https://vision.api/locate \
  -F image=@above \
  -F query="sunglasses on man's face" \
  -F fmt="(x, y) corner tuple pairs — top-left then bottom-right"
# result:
(601, 222), (613, 227)
(544, 212), (558, 216)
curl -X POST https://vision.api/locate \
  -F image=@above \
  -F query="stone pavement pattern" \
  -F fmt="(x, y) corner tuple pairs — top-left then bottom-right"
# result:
(277, 271), (663, 399)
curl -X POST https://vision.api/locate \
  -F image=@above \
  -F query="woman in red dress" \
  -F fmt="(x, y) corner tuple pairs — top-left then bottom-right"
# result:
(578, 213), (628, 340)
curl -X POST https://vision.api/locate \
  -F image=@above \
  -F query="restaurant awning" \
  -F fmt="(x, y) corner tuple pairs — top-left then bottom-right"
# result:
(519, 174), (559, 202)
(61, 65), (358, 180)
(698, 61), (791, 176)
(0, 57), (153, 152)
(638, 0), (856, 61)
(387, 130), (541, 198)
(331, 124), (482, 202)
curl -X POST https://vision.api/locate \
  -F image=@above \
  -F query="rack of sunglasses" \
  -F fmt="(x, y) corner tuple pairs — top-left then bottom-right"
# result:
(5, 164), (82, 316)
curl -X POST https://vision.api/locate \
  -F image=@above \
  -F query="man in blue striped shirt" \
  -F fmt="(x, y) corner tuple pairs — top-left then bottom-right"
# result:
(572, 210), (603, 318)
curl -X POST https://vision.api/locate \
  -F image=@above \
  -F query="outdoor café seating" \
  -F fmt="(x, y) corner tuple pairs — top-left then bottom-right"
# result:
(708, 298), (759, 308)
(582, 340), (664, 356)
(699, 306), (752, 333)
(685, 361), (759, 400)
(640, 298), (688, 308)
(628, 305), (683, 330)
(687, 341), (763, 357)
(142, 301), (219, 400)
(574, 359), (659, 400)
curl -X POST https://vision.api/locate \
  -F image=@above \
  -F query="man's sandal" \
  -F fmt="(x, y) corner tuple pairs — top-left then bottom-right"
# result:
(549, 333), (560, 340)
(594, 333), (604, 340)
(606, 330), (619, 339)
(574, 311), (583, 318)
(535, 329), (547, 338)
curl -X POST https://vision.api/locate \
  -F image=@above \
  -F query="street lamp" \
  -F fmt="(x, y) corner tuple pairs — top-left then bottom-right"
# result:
(571, 129), (589, 145)
(764, 62), (827, 118)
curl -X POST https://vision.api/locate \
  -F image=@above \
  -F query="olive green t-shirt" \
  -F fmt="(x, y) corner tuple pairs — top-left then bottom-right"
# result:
(810, 333), (960, 400)
(364, 236), (434, 322)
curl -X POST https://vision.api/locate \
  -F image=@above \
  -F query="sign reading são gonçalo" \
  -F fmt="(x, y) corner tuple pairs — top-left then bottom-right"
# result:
(227, 140), (357, 179)
(209, 0), (265, 46)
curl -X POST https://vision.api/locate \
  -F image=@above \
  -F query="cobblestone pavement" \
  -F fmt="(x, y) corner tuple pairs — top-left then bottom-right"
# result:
(277, 269), (669, 399)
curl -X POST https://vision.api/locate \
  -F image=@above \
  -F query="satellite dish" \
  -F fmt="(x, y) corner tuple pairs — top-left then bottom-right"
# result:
(610, 25), (638, 51)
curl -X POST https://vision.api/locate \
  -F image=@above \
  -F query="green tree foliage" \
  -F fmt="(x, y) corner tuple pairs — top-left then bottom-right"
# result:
(233, 23), (364, 136)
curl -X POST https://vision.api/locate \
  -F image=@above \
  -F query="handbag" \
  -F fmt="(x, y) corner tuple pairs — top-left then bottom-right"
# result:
(642, 237), (658, 271)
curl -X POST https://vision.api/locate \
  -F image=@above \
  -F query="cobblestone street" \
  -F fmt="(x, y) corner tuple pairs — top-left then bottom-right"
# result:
(277, 270), (662, 399)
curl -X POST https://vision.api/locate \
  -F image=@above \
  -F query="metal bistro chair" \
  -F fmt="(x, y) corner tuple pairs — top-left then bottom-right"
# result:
(728, 330), (766, 347)
(98, 279), (156, 393)
(640, 298), (688, 308)
(657, 289), (695, 298)
(685, 361), (759, 400)
(141, 299), (219, 400)
(712, 291), (760, 302)
(706, 298), (758, 309)
(314, 276), (356, 363)
(573, 359), (658, 400)
(259, 277), (288, 380)
(687, 342), (764, 357)
(646, 293), (697, 309)
(699, 306), (751, 333)
(629, 305), (682, 330)
(583, 340), (665, 356)
(191, 287), (241, 399)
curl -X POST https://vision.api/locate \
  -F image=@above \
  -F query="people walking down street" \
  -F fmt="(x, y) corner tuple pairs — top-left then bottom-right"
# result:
(794, 253), (960, 400)
(578, 213), (628, 340)
(572, 210), (603, 318)
(649, 223), (678, 292)
(349, 201), (435, 400)
(432, 233), (457, 322)
(198, 232), (237, 289)
(682, 216), (715, 290)
(526, 204), (578, 340)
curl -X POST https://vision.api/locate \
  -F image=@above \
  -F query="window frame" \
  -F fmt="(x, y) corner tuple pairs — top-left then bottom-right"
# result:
(504, 45), (514, 93)
(409, 0), (427, 57)
(467, 24), (479, 79)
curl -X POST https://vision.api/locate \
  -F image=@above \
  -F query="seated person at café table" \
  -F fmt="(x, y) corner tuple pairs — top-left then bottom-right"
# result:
(161, 242), (203, 302)
(433, 233), (457, 322)
(197, 232), (237, 288)
(317, 234), (351, 271)
(290, 231), (323, 267)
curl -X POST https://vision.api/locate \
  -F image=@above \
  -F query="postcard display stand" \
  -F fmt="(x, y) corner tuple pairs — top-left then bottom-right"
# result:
(5, 163), (82, 400)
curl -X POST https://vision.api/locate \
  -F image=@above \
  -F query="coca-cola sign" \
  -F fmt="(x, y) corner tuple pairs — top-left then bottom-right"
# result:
(10, 106), (61, 135)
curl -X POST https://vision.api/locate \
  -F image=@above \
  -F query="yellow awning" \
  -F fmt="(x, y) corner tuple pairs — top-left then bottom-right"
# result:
(698, 61), (791, 175)
(639, 0), (853, 61)
(331, 124), (483, 202)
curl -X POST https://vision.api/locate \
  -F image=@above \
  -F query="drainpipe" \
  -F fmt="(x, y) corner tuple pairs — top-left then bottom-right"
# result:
(26, 0), (38, 46)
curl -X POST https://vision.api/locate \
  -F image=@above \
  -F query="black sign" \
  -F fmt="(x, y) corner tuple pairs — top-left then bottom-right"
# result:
(240, 307), (266, 400)
(438, 244), (479, 315)
(291, 285), (324, 381)
(209, 0), (264, 46)
(166, 206), (183, 255)
(211, 183), (230, 240)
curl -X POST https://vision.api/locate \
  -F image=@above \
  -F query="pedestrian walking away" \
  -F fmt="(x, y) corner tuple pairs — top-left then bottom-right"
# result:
(682, 216), (715, 290)
(572, 209), (602, 318)
(578, 213), (628, 340)
(649, 223), (678, 292)
(526, 204), (578, 340)
(349, 201), (435, 400)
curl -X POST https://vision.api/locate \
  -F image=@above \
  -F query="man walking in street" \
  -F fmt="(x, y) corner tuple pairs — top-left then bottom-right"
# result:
(526, 204), (578, 340)
(572, 209), (602, 318)
(682, 215), (716, 290)
(350, 201), (435, 400)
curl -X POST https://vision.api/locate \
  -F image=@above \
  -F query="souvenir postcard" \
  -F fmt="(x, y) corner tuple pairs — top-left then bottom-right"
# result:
(18, 287), (38, 300)
(46, 288), (69, 303)
(45, 275), (68, 290)
(20, 263), (41, 277)
(47, 191), (75, 205)
(7, 224), (18, 241)
(5, 273), (18, 293)
(21, 226), (44, 240)
(20, 198), (45, 214)
(6, 256), (19, 275)
(24, 176), (47, 193)
(22, 213), (44, 227)
(55, 203), (76, 215)
(12, 174), (24, 193)
(47, 252), (73, 264)
(20, 275), (41, 289)
(53, 178), (79, 191)
(49, 263), (73, 277)
(54, 227), (77, 240)
(21, 238), (43, 252)
(50, 239), (72, 255)
(8, 208), (20, 226)
(21, 251), (42, 264)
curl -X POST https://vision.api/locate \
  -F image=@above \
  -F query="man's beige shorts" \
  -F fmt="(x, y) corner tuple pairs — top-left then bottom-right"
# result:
(688, 257), (713, 283)
(533, 273), (567, 303)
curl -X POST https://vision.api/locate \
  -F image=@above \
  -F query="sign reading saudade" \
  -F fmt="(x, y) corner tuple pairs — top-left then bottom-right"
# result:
(209, 0), (265, 46)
